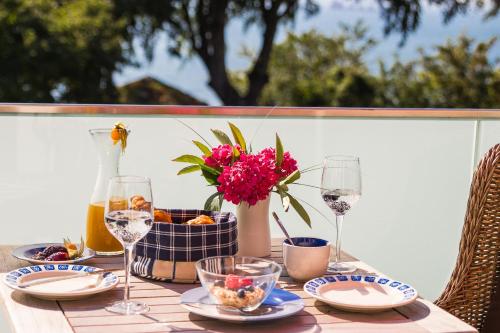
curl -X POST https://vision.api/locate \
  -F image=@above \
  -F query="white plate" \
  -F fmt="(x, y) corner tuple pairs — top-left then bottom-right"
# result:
(304, 275), (418, 312)
(3, 264), (119, 300)
(181, 287), (304, 322)
(12, 243), (95, 265)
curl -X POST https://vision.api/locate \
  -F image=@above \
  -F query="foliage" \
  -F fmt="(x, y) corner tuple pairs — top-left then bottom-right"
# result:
(0, 0), (133, 102)
(173, 123), (311, 226)
(0, 0), (498, 104)
(258, 23), (378, 107)
(114, 0), (319, 106)
(115, 0), (499, 105)
(377, 0), (500, 45)
(257, 26), (500, 108)
(377, 36), (500, 108)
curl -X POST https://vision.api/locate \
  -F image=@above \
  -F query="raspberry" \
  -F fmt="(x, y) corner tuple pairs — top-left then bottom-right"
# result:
(225, 274), (240, 290)
(239, 277), (253, 287)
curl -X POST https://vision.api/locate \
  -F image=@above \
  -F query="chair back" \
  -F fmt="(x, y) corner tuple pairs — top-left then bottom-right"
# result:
(435, 144), (500, 332)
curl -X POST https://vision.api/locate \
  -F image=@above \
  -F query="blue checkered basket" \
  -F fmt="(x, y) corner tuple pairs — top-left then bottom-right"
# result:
(132, 209), (238, 283)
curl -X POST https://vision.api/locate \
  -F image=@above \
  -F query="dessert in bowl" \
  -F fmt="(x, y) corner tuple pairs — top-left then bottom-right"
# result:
(196, 256), (282, 311)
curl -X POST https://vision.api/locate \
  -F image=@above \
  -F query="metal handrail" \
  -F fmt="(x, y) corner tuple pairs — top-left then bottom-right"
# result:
(0, 103), (499, 118)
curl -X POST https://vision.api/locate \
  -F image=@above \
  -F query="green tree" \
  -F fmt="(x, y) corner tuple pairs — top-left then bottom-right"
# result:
(377, 36), (500, 108)
(256, 24), (378, 107)
(378, 0), (499, 44)
(0, 0), (133, 102)
(258, 27), (499, 108)
(115, 0), (320, 106)
(118, 0), (498, 105)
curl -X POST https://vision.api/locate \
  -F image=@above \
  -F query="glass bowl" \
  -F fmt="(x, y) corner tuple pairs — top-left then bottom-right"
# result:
(195, 256), (282, 311)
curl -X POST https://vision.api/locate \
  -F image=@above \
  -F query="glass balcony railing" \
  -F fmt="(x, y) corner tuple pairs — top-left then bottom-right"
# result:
(1, 103), (499, 301)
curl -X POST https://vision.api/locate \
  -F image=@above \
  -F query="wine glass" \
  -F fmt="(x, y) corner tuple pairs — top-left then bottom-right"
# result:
(321, 155), (362, 273)
(104, 175), (154, 315)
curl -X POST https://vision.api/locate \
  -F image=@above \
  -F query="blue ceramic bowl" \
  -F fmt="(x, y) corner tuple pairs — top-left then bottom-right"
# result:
(284, 237), (329, 247)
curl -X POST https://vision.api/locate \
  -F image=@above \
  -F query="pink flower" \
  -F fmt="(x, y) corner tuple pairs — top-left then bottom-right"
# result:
(259, 148), (298, 178)
(217, 153), (277, 205)
(204, 144), (241, 168)
(214, 146), (298, 206)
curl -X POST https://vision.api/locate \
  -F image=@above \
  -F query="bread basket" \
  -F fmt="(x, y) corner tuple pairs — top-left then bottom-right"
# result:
(132, 209), (238, 283)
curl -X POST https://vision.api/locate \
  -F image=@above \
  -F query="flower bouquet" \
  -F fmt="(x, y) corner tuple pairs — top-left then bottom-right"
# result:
(173, 122), (311, 226)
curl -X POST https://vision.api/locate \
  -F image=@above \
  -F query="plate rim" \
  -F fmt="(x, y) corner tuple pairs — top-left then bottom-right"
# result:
(303, 275), (419, 311)
(11, 243), (96, 264)
(180, 286), (304, 322)
(3, 264), (119, 298)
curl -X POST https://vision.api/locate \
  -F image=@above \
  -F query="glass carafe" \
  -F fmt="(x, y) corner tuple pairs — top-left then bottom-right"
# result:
(86, 129), (127, 255)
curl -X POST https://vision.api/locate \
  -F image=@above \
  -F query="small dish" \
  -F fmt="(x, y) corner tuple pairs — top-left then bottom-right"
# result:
(196, 256), (282, 311)
(181, 287), (304, 322)
(304, 275), (418, 312)
(12, 243), (95, 265)
(3, 264), (119, 300)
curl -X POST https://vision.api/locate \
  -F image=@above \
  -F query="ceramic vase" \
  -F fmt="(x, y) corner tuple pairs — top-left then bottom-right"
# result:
(236, 195), (271, 257)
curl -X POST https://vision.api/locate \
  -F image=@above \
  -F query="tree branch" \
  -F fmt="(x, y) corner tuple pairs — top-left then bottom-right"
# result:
(244, 1), (288, 104)
(181, 1), (199, 53)
(192, 0), (241, 105)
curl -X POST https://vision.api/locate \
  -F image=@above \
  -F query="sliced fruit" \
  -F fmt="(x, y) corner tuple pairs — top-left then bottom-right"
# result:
(46, 251), (70, 261)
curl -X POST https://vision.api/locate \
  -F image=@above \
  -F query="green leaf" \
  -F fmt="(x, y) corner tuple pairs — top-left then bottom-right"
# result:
(177, 165), (201, 175)
(204, 192), (224, 211)
(275, 134), (284, 167)
(228, 122), (247, 153)
(211, 129), (233, 145)
(277, 188), (290, 212)
(287, 193), (311, 227)
(280, 170), (301, 185)
(172, 154), (204, 165)
(193, 140), (211, 156)
(200, 164), (220, 186)
(200, 164), (221, 176)
(201, 169), (219, 185)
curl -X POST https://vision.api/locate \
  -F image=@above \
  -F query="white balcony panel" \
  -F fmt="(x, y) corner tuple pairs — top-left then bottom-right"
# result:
(0, 114), (498, 301)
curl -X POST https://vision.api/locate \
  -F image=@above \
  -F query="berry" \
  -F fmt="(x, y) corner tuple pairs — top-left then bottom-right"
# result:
(225, 275), (254, 290)
(239, 277), (253, 287)
(245, 285), (255, 292)
(237, 289), (246, 298)
(214, 280), (225, 288)
(225, 274), (240, 290)
(46, 251), (70, 261)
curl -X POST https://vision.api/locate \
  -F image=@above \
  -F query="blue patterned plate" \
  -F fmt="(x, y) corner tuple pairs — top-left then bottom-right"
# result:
(3, 264), (119, 300)
(181, 287), (304, 322)
(304, 275), (418, 312)
(12, 243), (96, 265)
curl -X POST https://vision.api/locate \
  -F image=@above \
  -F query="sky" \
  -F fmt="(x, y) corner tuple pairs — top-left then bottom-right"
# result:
(113, 0), (500, 105)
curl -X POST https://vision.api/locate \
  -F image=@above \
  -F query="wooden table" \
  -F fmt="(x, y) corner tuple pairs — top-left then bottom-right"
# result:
(0, 240), (477, 333)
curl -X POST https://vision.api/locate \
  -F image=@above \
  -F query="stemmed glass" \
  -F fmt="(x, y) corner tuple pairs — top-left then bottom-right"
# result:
(104, 176), (154, 315)
(321, 155), (362, 273)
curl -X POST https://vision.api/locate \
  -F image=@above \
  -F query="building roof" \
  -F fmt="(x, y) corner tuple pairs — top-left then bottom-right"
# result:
(118, 76), (206, 105)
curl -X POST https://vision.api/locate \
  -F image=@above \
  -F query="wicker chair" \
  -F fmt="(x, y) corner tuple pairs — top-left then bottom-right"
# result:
(435, 143), (500, 332)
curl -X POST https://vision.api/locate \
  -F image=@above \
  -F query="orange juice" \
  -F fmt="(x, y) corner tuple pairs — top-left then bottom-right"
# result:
(86, 201), (125, 254)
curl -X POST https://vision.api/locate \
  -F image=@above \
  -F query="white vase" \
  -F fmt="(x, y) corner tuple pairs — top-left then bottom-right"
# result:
(236, 195), (271, 257)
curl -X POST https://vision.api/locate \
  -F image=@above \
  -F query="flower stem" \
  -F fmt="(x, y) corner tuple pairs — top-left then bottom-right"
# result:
(290, 182), (327, 190)
(174, 118), (213, 148)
